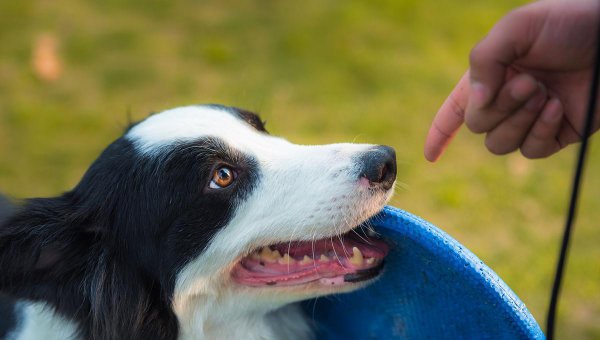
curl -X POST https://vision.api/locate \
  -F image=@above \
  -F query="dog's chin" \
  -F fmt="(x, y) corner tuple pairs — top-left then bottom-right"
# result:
(229, 221), (389, 299)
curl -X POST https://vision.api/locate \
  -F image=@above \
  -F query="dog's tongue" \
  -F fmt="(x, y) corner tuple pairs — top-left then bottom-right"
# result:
(231, 232), (388, 287)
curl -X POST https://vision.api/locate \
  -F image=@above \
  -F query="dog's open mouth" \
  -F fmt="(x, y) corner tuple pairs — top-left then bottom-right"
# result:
(232, 229), (388, 287)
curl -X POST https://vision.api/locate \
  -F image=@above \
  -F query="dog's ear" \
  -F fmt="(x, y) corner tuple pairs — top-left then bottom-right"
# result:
(0, 194), (16, 227)
(0, 228), (46, 290)
(34, 242), (68, 270)
(0, 196), (98, 291)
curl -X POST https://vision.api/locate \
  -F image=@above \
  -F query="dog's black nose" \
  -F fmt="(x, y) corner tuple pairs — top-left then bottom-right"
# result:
(358, 145), (397, 190)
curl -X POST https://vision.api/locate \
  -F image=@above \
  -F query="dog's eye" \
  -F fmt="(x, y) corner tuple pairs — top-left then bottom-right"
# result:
(209, 167), (235, 189)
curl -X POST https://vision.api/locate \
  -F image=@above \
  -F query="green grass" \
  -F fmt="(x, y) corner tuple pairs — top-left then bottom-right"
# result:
(1, 0), (599, 337)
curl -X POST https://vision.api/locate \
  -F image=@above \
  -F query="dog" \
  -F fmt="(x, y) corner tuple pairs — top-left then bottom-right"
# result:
(0, 104), (396, 339)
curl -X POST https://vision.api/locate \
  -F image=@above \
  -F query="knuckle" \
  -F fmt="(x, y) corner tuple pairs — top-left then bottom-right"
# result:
(500, 7), (529, 32)
(495, 99), (517, 115)
(469, 44), (485, 66)
(528, 126), (550, 141)
(506, 7), (528, 22)
(447, 95), (466, 119)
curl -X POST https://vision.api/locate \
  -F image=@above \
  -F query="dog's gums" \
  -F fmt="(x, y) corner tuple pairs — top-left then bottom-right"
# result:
(232, 229), (388, 287)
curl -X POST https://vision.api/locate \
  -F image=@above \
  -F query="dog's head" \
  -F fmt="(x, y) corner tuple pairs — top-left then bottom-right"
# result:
(119, 104), (395, 314)
(3, 104), (396, 336)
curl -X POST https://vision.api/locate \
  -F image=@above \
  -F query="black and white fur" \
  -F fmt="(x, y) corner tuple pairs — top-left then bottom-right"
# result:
(0, 105), (395, 339)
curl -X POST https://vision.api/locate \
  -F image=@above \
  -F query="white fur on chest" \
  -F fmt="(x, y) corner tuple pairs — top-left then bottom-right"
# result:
(9, 301), (78, 340)
(175, 295), (312, 340)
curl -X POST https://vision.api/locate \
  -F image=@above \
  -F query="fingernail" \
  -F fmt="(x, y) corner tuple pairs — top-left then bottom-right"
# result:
(541, 99), (562, 123)
(470, 82), (488, 109)
(524, 92), (546, 112)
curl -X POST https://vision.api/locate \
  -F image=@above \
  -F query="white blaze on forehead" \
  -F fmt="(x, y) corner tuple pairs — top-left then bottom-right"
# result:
(126, 105), (269, 154)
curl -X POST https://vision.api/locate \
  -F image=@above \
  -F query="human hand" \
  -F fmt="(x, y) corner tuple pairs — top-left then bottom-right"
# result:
(425, 0), (600, 162)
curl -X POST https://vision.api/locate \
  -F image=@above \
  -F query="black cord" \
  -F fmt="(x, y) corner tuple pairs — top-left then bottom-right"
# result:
(545, 14), (600, 340)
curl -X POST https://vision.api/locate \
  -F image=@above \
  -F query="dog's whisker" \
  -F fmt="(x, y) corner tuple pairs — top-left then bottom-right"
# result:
(311, 296), (320, 325)
(335, 216), (347, 255)
(330, 237), (344, 267)
(311, 227), (319, 272)
(340, 233), (351, 258)
(286, 223), (301, 274)
(336, 220), (351, 258)
(351, 228), (373, 245)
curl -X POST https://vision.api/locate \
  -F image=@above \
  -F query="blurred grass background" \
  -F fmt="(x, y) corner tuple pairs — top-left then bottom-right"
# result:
(0, 0), (598, 338)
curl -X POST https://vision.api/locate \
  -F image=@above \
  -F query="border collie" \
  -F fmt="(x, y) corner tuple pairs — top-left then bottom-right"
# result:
(0, 104), (396, 339)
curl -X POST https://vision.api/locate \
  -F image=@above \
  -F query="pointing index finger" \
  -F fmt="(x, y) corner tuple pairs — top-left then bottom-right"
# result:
(424, 72), (470, 162)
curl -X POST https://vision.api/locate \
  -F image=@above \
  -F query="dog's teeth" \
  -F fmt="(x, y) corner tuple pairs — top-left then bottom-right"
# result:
(300, 255), (313, 265)
(260, 247), (281, 262)
(366, 258), (375, 265)
(260, 247), (272, 258)
(350, 247), (364, 266)
(278, 253), (295, 265)
(319, 254), (330, 262)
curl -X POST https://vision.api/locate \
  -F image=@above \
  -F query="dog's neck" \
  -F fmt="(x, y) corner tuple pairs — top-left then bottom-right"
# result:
(173, 287), (312, 340)
(16, 298), (311, 340)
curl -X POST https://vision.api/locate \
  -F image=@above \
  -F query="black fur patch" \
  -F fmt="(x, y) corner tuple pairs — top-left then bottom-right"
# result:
(0, 134), (260, 339)
(0, 293), (17, 339)
(205, 104), (268, 133)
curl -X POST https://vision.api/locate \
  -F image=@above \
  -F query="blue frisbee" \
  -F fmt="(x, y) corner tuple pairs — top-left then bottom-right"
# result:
(303, 206), (545, 339)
